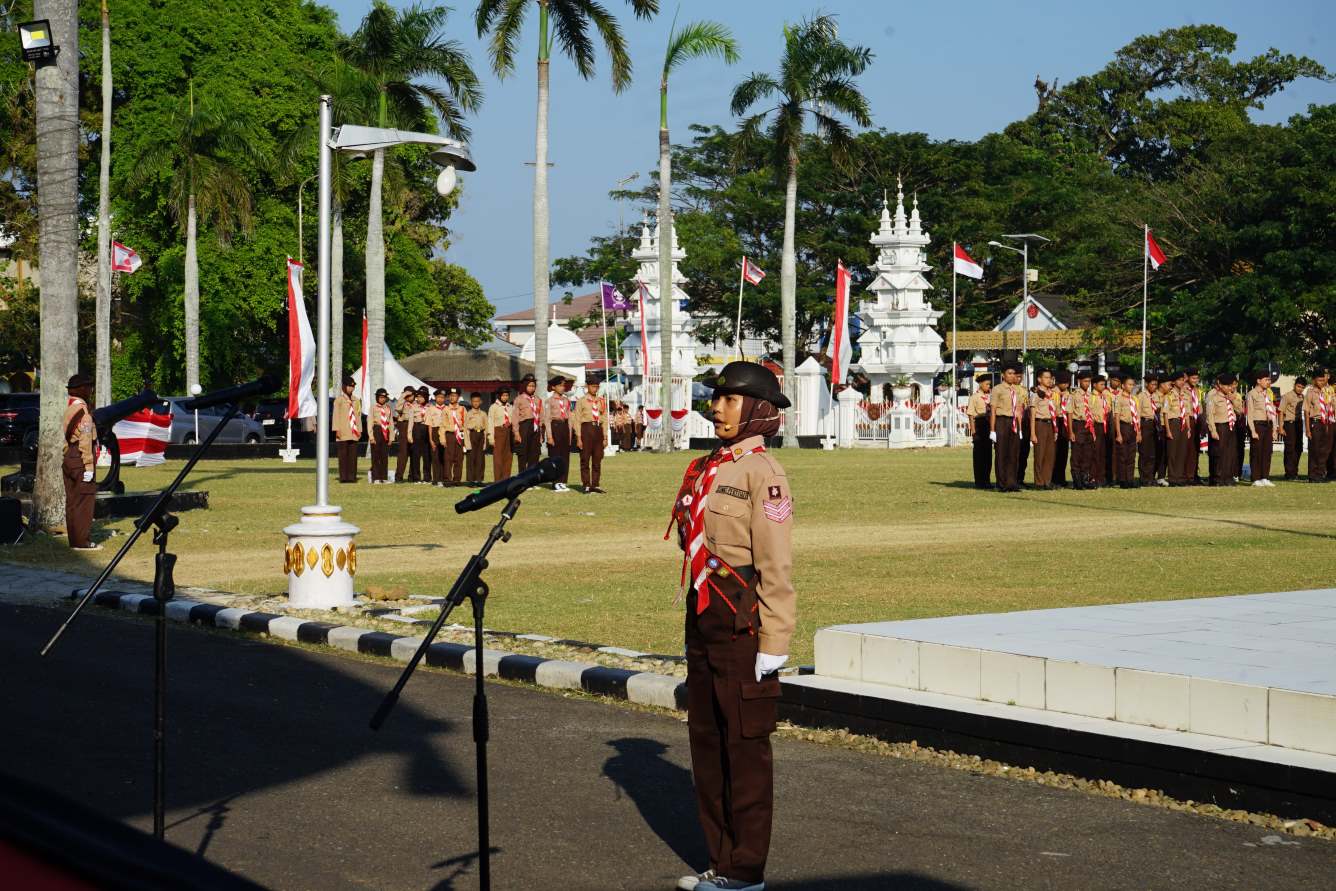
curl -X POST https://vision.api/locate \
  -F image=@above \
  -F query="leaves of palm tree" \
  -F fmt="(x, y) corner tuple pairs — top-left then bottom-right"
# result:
(476, 0), (658, 89)
(663, 20), (739, 80)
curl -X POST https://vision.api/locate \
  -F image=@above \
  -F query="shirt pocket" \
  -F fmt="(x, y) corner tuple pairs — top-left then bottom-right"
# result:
(705, 496), (749, 547)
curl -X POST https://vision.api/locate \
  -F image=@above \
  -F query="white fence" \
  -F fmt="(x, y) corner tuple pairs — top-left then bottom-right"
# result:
(854, 398), (969, 448)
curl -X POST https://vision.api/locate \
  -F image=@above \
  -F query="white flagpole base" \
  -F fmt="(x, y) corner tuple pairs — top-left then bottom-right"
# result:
(284, 505), (360, 609)
(279, 448), (300, 463)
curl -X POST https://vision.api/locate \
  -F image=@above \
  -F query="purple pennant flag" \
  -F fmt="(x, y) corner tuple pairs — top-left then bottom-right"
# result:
(601, 282), (629, 311)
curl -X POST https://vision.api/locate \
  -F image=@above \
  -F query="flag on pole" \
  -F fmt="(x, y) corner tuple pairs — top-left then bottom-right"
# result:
(112, 407), (173, 467)
(742, 256), (766, 286)
(111, 241), (142, 273)
(285, 258), (317, 420)
(831, 261), (853, 388)
(953, 243), (983, 280)
(636, 280), (652, 381)
(1145, 229), (1167, 270)
(600, 282), (629, 311)
(360, 313), (369, 415)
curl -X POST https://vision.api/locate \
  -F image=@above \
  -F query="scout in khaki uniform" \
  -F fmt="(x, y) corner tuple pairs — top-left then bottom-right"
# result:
(542, 376), (576, 491)
(1136, 377), (1159, 486)
(514, 374), (543, 472)
(1231, 381), (1247, 483)
(671, 361), (794, 891)
(409, 388), (430, 483)
(333, 376), (361, 483)
(369, 388), (395, 483)
(989, 363), (1024, 492)
(1279, 376), (1306, 481)
(1153, 379), (1171, 483)
(1328, 379), (1336, 481)
(1304, 371), (1332, 482)
(1186, 369), (1205, 484)
(441, 388), (467, 486)
(1246, 371), (1277, 486)
(488, 387), (515, 482)
(1163, 371), (1191, 486)
(1029, 369), (1058, 490)
(1112, 374), (1140, 488)
(1053, 372), (1072, 487)
(62, 373), (99, 550)
(394, 386), (415, 483)
(425, 389), (447, 486)
(1016, 383), (1033, 487)
(465, 393), (488, 485)
(574, 379), (610, 493)
(966, 374), (993, 489)
(1206, 373), (1239, 486)
(1094, 376), (1113, 486)
(1067, 371), (1094, 489)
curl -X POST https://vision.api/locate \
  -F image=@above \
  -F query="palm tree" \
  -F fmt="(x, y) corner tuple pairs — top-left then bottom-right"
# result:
(128, 83), (263, 393)
(339, 1), (481, 400)
(95, 0), (113, 407)
(731, 15), (872, 446)
(657, 17), (737, 451)
(476, 0), (658, 393)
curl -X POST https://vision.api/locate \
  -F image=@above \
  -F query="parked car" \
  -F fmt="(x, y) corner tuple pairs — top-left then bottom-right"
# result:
(0, 392), (40, 449)
(162, 397), (267, 445)
(250, 398), (293, 442)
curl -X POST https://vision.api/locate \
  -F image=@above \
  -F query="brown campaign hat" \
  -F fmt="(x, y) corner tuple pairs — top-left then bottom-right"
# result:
(548, 375), (566, 388)
(375, 388), (389, 398)
(710, 361), (790, 409)
(67, 373), (93, 390)
(519, 374), (537, 384)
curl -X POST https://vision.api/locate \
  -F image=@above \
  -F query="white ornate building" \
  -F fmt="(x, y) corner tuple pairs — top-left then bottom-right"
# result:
(618, 215), (698, 413)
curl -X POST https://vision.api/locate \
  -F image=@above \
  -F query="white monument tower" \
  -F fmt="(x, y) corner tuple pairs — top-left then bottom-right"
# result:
(619, 214), (697, 411)
(855, 177), (946, 403)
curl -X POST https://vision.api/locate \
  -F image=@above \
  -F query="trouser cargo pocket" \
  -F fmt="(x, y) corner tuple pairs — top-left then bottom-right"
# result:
(739, 676), (781, 738)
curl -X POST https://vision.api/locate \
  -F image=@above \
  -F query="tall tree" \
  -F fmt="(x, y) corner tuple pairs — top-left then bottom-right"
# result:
(95, 0), (113, 406)
(475, 0), (657, 393)
(339, 0), (480, 399)
(32, 0), (81, 531)
(656, 17), (736, 450)
(731, 15), (872, 445)
(127, 83), (263, 393)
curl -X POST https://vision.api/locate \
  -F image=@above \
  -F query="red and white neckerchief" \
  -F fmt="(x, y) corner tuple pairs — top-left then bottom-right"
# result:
(452, 406), (466, 443)
(1261, 389), (1277, 426)
(348, 397), (360, 438)
(1057, 391), (1069, 433)
(680, 443), (767, 614)
(555, 395), (569, 420)
(526, 394), (541, 424)
(500, 403), (512, 426)
(1190, 388), (1201, 420)
(1316, 387), (1331, 423)
(1009, 385), (1020, 433)
(590, 396), (602, 423)
(1125, 394), (1140, 435)
(1176, 389), (1189, 426)
(377, 403), (392, 439)
(1082, 390), (1095, 435)
(1222, 391), (1236, 430)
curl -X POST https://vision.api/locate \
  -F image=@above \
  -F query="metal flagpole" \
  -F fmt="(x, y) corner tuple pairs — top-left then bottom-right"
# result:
(599, 282), (611, 447)
(315, 95), (332, 507)
(734, 258), (747, 361)
(950, 242), (958, 447)
(1141, 224), (1149, 378)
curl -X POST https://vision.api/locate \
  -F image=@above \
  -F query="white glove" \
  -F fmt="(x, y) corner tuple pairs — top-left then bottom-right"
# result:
(81, 470), (94, 483)
(755, 652), (788, 682)
(989, 431), (997, 443)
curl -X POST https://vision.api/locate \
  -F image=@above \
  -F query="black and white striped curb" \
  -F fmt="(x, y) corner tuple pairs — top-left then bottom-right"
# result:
(79, 590), (688, 711)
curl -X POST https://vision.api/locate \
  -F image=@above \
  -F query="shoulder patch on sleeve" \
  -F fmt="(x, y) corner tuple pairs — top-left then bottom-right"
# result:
(762, 496), (792, 524)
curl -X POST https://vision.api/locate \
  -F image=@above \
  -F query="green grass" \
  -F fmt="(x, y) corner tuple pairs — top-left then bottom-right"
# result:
(5, 449), (1335, 664)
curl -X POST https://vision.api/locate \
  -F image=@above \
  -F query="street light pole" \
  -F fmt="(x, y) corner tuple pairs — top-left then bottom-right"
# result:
(990, 234), (1049, 390)
(316, 95), (332, 508)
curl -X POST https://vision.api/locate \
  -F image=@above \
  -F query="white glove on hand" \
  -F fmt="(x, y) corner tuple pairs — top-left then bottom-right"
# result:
(989, 431), (997, 443)
(755, 652), (788, 682)
(81, 470), (94, 483)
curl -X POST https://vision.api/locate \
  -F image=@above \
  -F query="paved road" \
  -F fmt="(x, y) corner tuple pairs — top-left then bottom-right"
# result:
(3, 604), (1333, 890)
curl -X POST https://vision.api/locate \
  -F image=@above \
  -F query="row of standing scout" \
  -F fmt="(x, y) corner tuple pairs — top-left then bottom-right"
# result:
(967, 366), (1336, 491)
(328, 373), (645, 494)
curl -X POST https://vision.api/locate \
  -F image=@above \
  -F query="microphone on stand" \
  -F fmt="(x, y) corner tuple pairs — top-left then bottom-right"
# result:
(180, 375), (278, 411)
(455, 458), (561, 514)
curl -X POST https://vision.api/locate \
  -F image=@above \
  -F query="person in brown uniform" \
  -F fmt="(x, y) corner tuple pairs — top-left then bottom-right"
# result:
(1304, 371), (1332, 482)
(989, 363), (1023, 492)
(1093, 376), (1113, 486)
(1247, 372), (1277, 487)
(1136, 376), (1158, 486)
(441, 388), (467, 486)
(1186, 369), (1205, 484)
(465, 392), (488, 485)
(488, 387), (515, 482)
(574, 379), (610, 493)
(369, 388), (394, 483)
(1053, 372), (1072, 487)
(1163, 371), (1190, 486)
(1112, 374), (1140, 488)
(1279, 376), (1306, 481)
(62, 373), (99, 550)
(1206, 373), (1239, 486)
(514, 374), (543, 472)
(543, 376), (573, 492)
(671, 361), (794, 891)
(1030, 369), (1058, 490)
(333, 376), (361, 483)
(966, 374), (993, 489)
(1153, 379), (1171, 484)
(409, 388), (430, 483)
(394, 386), (415, 483)
(425, 389), (446, 486)
(1067, 371), (1094, 489)
(1231, 380), (1247, 483)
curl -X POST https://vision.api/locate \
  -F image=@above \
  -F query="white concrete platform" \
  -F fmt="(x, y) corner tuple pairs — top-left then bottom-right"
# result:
(815, 589), (1336, 757)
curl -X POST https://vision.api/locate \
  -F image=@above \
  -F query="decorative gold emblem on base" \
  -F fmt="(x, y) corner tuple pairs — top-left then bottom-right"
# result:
(348, 542), (357, 576)
(291, 542), (305, 577)
(307, 548), (318, 570)
(336, 548), (347, 571)
(320, 543), (334, 578)
(283, 546), (291, 575)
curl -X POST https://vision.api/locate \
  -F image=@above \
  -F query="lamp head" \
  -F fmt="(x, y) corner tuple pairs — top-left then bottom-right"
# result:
(19, 19), (59, 64)
(435, 165), (458, 198)
(987, 240), (1003, 248)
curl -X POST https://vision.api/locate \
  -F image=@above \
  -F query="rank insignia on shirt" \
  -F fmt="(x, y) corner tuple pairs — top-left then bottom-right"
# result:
(768, 485), (782, 499)
(763, 496), (792, 524)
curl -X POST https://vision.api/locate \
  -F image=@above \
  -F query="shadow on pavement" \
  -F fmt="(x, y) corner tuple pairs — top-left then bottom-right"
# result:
(775, 874), (971, 890)
(602, 737), (708, 870)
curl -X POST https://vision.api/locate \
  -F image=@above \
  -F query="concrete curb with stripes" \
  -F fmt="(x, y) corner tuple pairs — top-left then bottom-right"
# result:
(83, 590), (688, 711)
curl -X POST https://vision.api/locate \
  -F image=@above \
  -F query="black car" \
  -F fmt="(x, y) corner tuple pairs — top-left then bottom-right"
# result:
(0, 392), (39, 449)
(250, 397), (293, 442)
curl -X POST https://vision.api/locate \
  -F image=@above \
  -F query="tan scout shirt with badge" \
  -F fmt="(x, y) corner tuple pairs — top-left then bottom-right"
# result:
(1246, 386), (1272, 422)
(332, 394), (361, 441)
(465, 407), (487, 433)
(702, 436), (796, 656)
(63, 397), (97, 472)
(967, 390), (990, 418)
(487, 402), (512, 446)
(573, 394), (610, 434)
(1279, 390), (1302, 423)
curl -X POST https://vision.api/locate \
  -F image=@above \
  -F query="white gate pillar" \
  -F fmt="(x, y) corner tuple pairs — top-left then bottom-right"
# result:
(837, 388), (860, 447)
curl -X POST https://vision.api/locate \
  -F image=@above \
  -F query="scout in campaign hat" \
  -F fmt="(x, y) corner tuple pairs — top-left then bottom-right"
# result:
(710, 360), (791, 408)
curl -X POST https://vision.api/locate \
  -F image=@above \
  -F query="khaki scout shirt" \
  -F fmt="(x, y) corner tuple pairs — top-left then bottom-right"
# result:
(1136, 390), (1157, 419)
(1246, 386), (1273, 422)
(1164, 388), (1187, 421)
(1304, 386), (1331, 425)
(440, 403), (467, 448)
(1205, 389), (1235, 426)
(395, 398), (415, 424)
(63, 397), (96, 472)
(487, 402), (513, 445)
(1031, 388), (1055, 421)
(991, 382), (1021, 417)
(514, 392), (542, 428)
(541, 393), (572, 429)
(967, 390), (990, 417)
(1111, 392), (1136, 424)
(573, 394), (610, 434)
(1279, 390), (1303, 423)
(701, 436), (796, 656)
(332, 394), (361, 441)
(370, 402), (395, 443)
(424, 402), (444, 433)
(465, 407), (487, 433)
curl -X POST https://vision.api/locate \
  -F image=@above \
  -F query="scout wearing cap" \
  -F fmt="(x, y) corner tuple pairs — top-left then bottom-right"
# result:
(1246, 370), (1277, 486)
(62, 373), (99, 549)
(395, 386), (416, 482)
(488, 387), (515, 482)
(542, 375), (574, 491)
(438, 387), (467, 486)
(671, 361), (793, 891)
(425, 389), (447, 485)
(464, 392), (488, 485)
(574, 379), (610, 493)
(408, 388), (430, 482)
(333, 375), (361, 483)
(989, 363), (1024, 492)
(1052, 371), (1072, 487)
(514, 373), (542, 472)
(1279, 376), (1305, 480)
(369, 387), (394, 483)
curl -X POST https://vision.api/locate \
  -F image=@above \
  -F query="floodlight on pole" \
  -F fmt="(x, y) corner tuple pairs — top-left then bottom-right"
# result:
(18, 19), (58, 64)
(990, 234), (1049, 388)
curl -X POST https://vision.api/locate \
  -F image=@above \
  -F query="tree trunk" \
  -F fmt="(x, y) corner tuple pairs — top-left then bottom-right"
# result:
(331, 202), (344, 385)
(95, 0), (112, 406)
(33, 0), (80, 531)
(657, 125), (673, 452)
(184, 192), (200, 392)
(780, 148), (799, 447)
(365, 148), (385, 398)
(532, 4), (551, 392)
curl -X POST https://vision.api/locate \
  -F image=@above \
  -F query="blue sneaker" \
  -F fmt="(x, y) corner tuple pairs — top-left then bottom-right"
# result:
(698, 878), (765, 891)
(676, 868), (717, 890)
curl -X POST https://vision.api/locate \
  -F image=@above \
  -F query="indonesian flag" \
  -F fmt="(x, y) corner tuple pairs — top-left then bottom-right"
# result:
(742, 256), (766, 286)
(831, 261), (853, 387)
(111, 241), (142, 273)
(1145, 228), (1167, 270)
(953, 242), (983, 280)
(360, 313), (369, 416)
(112, 407), (173, 467)
(286, 258), (317, 420)
(636, 279), (652, 381)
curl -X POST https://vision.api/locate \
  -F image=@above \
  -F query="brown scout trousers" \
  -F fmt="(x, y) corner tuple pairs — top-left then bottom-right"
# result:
(492, 427), (513, 481)
(431, 440), (446, 484)
(518, 419), (542, 472)
(1310, 423), (1333, 482)
(1032, 419), (1055, 487)
(1283, 420), (1302, 478)
(971, 419), (992, 487)
(1090, 425), (1107, 484)
(1250, 421), (1273, 482)
(686, 579), (777, 886)
(1213, 423), (1237, 484)
(579, 421), (604, 489)
(371, 428), (391, 481)
(1114, 422), (1137, 483)
(1070, 424), (1092, 485)
(467, 430), (486, 482)
(994, 419), (1020, 490)
(395, 420), (410, 481)
(1138, 422), (1156, 485)
(1054, 421), (1070, 486)
(336, 440), (358, 482)
(63, 445), (95, 548)
(548, 419), (572, 484)
(444, 434), (465, 484)
(1166, 419), (1190, 484)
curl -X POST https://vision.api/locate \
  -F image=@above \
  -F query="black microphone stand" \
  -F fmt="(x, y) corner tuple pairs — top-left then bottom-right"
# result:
(369, 494), (521, 891)
(41, 402), (244, 840)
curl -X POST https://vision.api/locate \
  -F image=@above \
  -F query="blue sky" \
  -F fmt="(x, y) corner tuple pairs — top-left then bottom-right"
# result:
(324, 0), (1333, 318)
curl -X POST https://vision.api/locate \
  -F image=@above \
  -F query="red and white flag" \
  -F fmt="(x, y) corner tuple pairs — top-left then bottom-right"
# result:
(831, 261), (853, 387)
(111, 241), (142, 274)
(742, 256), (766, 286)
(112, 407), (172, 467)
(953, 243), (983, 280)
(360, 313), (369, 416)
(1145, 228), (1167, 270)
(286, 258), (317, 420)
